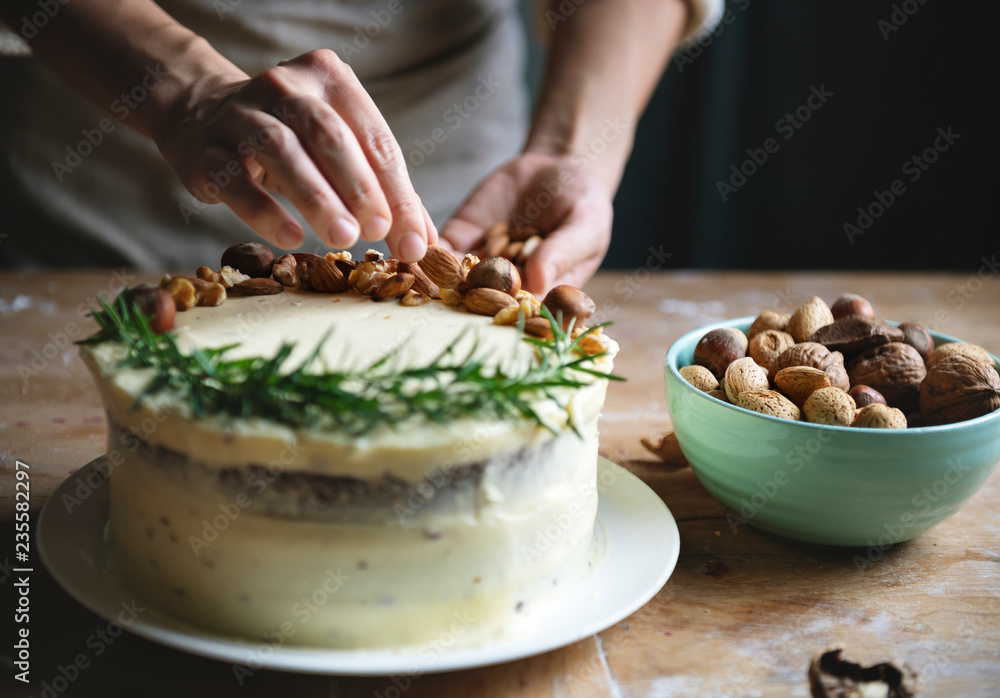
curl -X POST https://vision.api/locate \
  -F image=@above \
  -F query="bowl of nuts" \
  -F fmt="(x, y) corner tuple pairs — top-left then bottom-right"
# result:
(663, 294), (1000, 547)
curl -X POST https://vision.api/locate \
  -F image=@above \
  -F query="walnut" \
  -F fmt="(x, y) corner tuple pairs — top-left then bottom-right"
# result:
(771, 342), (833, 376)
(919, 354), (1000, 426)
(808, 645), (919, 698)
(847, 342), (926, 413)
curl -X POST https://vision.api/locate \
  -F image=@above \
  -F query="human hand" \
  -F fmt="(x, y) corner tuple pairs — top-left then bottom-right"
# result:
(157, 50), (436, 261)
(439, 153), (612, 295)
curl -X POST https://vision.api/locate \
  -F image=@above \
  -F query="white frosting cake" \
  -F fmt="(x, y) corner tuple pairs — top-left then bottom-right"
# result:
(80, 279), (617, 649)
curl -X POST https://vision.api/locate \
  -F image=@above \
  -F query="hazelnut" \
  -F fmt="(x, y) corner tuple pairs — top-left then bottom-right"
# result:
(747, 311), (790, 340)
(786, 296), (834, 342)
(803, 387), (856, 427)
(848, 384), (886, 408)
(679, 365), (720, 392)
(123, 285), (175, 334)
(927, 342), (993, 369)
(847, 342), (927, 413)
(221, 242), (275, 278)
(919, 353), (1000, 426)
(542, 285), (596, 331)
(467, 257), (521, 297)
(748, 329), (795, 376)
(830, 293), (875, 321)
(724, 357), (770, 404)
(897, 322), (934, 364)
(852, 403), (907, 429)
(693, 328), (748, 381)
(773, 366), (832, 408)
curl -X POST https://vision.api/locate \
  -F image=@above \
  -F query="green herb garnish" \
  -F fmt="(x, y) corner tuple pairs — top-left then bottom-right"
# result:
(78, 292), (622, 436)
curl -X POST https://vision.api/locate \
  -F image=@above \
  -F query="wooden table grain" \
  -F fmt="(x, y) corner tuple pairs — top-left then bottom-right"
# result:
(2, 269), (999, 697)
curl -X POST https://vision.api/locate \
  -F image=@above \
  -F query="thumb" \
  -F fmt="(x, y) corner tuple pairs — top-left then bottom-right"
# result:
(523, 199), (611, 295)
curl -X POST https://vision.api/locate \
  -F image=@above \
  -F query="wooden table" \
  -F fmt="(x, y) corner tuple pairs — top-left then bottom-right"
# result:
(2, 269), (999, 697)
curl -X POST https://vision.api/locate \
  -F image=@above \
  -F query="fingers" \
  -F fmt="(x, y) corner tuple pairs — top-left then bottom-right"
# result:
(277, 95), (392, 245)
(303, 51), (434, 261)
(185, 145), (304, 249)
(522, 195), (611, 295)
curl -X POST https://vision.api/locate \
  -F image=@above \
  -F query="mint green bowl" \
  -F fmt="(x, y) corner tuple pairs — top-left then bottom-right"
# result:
(664, 317), (1000, 547)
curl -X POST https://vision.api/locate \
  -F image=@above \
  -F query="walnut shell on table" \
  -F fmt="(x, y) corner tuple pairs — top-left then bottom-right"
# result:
(919, 353), (1000, 426)
(847, 342), (927, 414)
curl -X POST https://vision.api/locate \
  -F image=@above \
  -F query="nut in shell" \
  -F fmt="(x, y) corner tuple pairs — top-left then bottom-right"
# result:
(736, 389), (801, 421)
(693, 327), (748, 380)
(847, 342), (926, 413)
(747, 310), (790, 339)
(523, 316), (555, 339)
(919, 353), (1000, 426)
(848, 384), (886, 408)
(123, 286), (175, 334)
(829, 293), (875, 321)
(786, 296), (835, 342)
(464, 287), (517, 316)
(679, 365), (720, 392)
(927, 342), (993, 369)
(542, 285), (596, 331)
(897, 322), (934, 364)
(852, 403), (907, 429)
(724, 357), (770, 403)
(748, 329), (795, 376)
(773, 366), (832, 408)
(221, 241), (275, 278)
(803, 387), (856, 427)
(467, 257), (521, 297)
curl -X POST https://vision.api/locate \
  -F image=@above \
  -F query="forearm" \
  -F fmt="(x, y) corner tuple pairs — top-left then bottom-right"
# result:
(525, 0), (690, 192)
(1, 0), (244, 142)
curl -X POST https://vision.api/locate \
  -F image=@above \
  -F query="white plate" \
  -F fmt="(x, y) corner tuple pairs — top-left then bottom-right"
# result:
(37, 456), (679, 675)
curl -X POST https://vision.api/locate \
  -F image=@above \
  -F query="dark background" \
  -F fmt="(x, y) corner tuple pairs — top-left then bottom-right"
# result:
(540, 1), (999, 271)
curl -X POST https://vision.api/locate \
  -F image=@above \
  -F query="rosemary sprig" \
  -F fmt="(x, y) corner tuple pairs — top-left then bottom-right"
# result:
(77, 292), (623, 436)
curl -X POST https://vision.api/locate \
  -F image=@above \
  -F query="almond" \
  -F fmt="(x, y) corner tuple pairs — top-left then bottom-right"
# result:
(787, 296), (834, 342)
(803, 387), (857, 426)
(374, 273), (415, 301)
(420, 245), (465, 289)
(510, 224), (541, 243)
(464, 287), (517, 317)
(297, 255), (349, 293)
(736, 389), (801, 421)
(523, 316), (555, 339)
(724, 357), (770, 403)
(233, 278), (283, 296)
(678, 365), (720, 392)
(852, 403), (907, 429)
(747, 310), (790, 340)
(773, 366), (832, 408)
(398, 261), (440, 298)
(479, 234), (508, 259)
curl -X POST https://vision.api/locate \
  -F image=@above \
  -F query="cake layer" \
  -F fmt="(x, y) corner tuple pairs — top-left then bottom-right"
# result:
(107, 419), (601, 647)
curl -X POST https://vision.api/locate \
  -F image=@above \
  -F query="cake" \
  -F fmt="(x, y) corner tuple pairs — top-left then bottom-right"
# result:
(77, 245), (618, 649)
